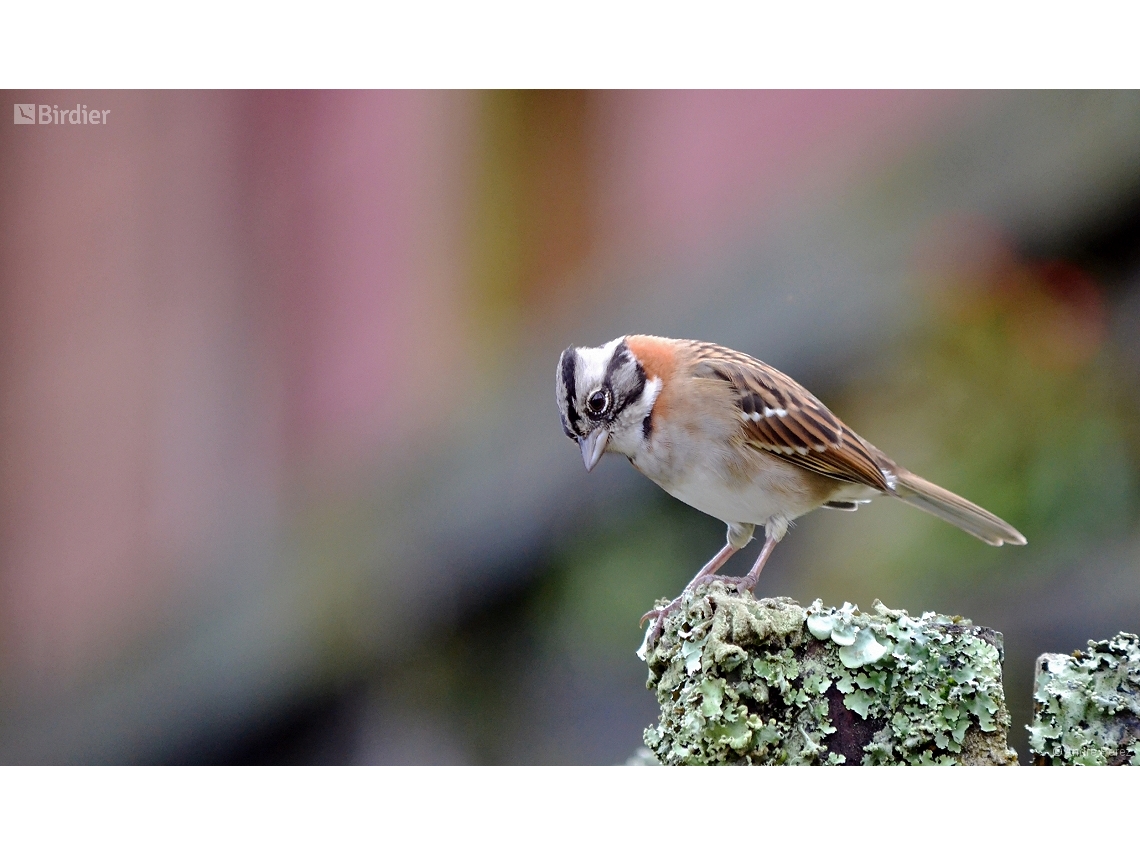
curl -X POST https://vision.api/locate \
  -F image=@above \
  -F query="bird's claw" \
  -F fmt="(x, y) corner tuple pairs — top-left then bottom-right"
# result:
(729, 573), (760, 595)
(639, 573), (728, 649)
(639, 595), (683, 649)
(641, 616), (666, 650)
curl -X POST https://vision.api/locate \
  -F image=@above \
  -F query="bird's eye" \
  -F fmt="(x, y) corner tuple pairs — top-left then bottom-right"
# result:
(586, 389), (610, 416)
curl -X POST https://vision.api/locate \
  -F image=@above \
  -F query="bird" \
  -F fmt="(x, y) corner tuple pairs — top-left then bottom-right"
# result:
(555, 335), (1026, 643)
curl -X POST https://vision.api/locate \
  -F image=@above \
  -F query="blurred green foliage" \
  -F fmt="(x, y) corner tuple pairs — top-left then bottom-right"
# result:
(805, 258), (1140, 604)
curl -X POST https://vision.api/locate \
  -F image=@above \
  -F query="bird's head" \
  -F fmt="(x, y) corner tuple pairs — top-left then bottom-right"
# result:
(556, 336), (661, 471)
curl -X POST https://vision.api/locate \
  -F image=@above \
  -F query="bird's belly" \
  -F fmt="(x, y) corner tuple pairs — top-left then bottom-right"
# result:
(659, 461), (822, 526)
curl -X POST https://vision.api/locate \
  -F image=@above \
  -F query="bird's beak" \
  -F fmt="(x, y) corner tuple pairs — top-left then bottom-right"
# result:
(579, 429), (609, 472)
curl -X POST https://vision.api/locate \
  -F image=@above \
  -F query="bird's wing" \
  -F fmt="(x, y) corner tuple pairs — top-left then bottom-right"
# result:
(689, 342), (893, 492)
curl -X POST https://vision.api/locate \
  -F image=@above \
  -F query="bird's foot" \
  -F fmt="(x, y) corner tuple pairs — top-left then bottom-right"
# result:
(638, 573), (722, 648)
(639, 596), (681, 649)
(729, 572), (761, 596)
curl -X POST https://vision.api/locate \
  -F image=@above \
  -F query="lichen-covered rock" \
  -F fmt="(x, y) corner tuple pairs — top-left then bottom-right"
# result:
(1028, 632), (1140, 766)
(638, 582), (1017, 765)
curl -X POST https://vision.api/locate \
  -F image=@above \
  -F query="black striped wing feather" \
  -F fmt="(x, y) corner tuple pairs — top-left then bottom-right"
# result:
(689, 342), (892, 492)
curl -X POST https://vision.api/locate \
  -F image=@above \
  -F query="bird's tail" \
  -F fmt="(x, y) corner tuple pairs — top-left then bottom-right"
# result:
(892, 469), (1026, 546)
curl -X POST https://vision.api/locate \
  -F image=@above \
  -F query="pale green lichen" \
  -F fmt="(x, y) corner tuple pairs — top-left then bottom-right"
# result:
(1027, 632), (1140, 766)
(640, 582), (1017, 765)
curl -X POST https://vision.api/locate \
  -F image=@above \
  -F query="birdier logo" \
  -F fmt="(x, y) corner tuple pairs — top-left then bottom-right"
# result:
(13, 103), (110, 125)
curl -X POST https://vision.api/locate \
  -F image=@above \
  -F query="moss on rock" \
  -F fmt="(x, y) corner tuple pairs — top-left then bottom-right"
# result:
(1028, 632), (1140, 766)
(639, 582), (1017, 765)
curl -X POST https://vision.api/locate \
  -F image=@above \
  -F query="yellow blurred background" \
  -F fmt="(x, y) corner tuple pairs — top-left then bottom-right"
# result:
(1, 90), (1137, 762)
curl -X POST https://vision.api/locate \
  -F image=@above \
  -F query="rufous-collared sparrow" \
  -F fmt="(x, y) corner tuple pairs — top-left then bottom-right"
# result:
(556, 335), (1026, 642)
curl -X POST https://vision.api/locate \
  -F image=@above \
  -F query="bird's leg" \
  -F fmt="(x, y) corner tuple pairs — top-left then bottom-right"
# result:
(683, 542), (740, 591)
(732, 533), (777, 594)
(639, 543), (738, 643)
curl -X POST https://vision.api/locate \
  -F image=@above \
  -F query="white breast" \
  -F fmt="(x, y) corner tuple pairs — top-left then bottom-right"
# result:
(631, 433), (815, 527)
